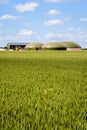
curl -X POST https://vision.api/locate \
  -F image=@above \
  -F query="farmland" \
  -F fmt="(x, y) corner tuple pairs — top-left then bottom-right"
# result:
(0, 50), (87, 130)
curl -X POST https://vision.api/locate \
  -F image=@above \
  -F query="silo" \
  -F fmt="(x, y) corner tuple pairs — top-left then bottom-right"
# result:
(42, 42), (66, 50)
(61, 41), (81, 51)
(25, 42), (43, 50)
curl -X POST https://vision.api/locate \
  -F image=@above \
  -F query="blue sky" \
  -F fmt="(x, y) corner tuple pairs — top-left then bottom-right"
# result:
(0, 0), (87, 48)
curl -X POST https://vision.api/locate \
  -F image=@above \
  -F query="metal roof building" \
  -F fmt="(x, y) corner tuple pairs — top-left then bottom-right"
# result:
(7, 43), (28, 50)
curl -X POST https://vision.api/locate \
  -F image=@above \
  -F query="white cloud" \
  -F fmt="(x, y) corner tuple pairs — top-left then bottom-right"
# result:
(76, 30), (87, 39)
(76, 28), (81, 32)
(44, 19), (63, 26)
(68, 27), (82, 32)
(45, 32), (55, 38)
(45, 0), (80, 2)
(79, 18), (87, 21)
(45, 32), (72, 39)
(68, 27), (74, 31)
(15, 2), (38, 12)
(47, 9), (60, 15)
(18, 29), (35, 36)
(0, 0), (9, 4)
(0, 14), (18, 20)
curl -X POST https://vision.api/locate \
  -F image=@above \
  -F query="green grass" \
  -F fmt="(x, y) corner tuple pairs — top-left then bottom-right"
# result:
(0, 50), (87, 130)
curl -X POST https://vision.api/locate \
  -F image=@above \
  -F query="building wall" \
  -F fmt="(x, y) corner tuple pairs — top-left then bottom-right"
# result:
(6, 43), (10, 49)
(67, 48), (81, 51)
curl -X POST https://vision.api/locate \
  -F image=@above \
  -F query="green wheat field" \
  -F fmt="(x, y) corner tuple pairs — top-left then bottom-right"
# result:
(0, 50), (87, 130)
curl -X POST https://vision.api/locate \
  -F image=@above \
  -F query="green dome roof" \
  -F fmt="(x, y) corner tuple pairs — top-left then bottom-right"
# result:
(61, 41), (81, 48)
(25, 42), (43, 49)
(42, 42), (66, 49)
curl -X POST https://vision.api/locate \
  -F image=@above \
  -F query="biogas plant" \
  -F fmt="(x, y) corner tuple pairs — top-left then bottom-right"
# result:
(25, 41), (81, 51)
(6, 41), (81, 51)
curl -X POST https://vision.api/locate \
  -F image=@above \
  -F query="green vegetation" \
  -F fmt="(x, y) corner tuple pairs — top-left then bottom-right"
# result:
(0, 51), (87, 130)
